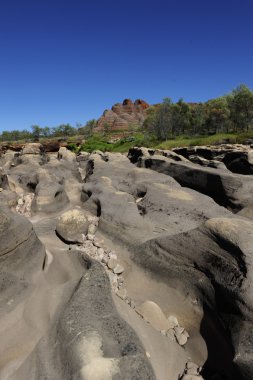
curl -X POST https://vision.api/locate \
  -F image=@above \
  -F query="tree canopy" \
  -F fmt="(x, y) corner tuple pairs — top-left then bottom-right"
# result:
(143, 84), (253, 140)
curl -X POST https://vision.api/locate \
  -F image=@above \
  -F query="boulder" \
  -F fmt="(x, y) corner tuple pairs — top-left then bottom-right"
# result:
(56, 209), (90, 243)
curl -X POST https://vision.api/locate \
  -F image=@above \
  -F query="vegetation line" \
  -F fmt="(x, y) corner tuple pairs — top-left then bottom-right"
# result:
(1, 84), (253, 153)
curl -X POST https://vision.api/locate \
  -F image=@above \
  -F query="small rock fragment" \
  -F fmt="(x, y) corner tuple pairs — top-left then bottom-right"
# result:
(113, 264), (124, 274)
(101, 255), (109, 264)
(174, 326), (184, 335)
(88, 223), (97, 235)
(168, 315), (179, 328)
(109, 251), (117, 260)
(175, 330), (188, 346)
(166, 328), (176, 341)
(107, 258), (118, 270)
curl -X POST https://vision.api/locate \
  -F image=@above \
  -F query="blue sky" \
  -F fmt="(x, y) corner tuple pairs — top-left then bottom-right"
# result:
(0, 0), (252, 131)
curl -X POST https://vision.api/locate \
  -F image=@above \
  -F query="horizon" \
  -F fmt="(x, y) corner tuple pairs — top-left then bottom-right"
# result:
(1, 0), (253, 132)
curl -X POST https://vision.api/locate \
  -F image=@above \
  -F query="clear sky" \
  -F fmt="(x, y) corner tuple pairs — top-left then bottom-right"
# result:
(0, 0), (252, 131)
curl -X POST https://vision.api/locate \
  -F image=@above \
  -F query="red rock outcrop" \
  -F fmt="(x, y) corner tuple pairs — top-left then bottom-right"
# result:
(95, 99), (149, 132)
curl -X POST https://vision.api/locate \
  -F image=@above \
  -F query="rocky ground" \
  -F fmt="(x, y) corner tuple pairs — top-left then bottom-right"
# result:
(0, 142), (253, 379)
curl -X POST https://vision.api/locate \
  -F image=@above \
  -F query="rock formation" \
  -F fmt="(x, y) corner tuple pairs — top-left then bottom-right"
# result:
(95, 98), (149, 132)
(1, 142), (253, 379)
(172, 144), (253, 174)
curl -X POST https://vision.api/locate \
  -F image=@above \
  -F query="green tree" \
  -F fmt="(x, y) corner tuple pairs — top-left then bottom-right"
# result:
(152, 98), (173, 140)
(79, 119), (97, 137)
(31, 125), (42, 141)
(171, 99), (191, 135)
(206, 97), (230, 133)
(0, 131), (11, 142)
(190, 103), (207, 135)
(41, 126), (51, 138)
(229, 84), (253, 132)
(52, 124), (76, 137)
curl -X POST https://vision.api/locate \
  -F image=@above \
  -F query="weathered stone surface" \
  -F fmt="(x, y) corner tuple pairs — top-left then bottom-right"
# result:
(0, 167), (9, 189)
(116, 288), (128, 300)
(0, 205), (45, 309)
(58, 146), (76, 161)
(32, 180), (69, 213)
(238, 205), (253, 220)
(22, 143), (44, 155)
(11, 142), (49, 166)
(3, 141), (253, 379)
(133, 216), (253, 378)
(181, 375), (204, 380)
(222, 150), (253, 174)
(136, 301), (170, 331)
(76, 151), (90, 162)
(11, 253), (155, 380)
(137, 153), (253, 211)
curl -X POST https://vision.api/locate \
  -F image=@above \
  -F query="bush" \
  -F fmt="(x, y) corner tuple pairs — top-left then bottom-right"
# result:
(79, 136), (112, 153)
(67, 143), (79, 153)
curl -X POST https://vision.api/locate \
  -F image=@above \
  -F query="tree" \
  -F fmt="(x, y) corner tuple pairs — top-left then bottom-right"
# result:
(152, 98), (173, 140)
(171, 99), (191, 135)
(190, 103), (207, 135)
(0, 131), (12, 142)
(41, 126), (51, 138)
(79, 119), (97, 137)
(52, 124), (76, 137)
(229, 84), (253, 132)
(31, 125), (42, 141)
(206, 97), (230, 133)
